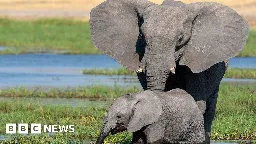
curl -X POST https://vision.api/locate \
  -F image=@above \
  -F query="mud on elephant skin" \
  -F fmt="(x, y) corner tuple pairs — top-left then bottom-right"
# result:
(96, 89), (205, 144)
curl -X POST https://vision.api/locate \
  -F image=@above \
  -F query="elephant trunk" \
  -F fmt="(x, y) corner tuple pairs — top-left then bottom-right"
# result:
(96, 116), (113, 144)
(96, 132), (108, 144)
(143, 43), (176, 91)
(96, 126), (110, 144)
(146, 68), (170, 91)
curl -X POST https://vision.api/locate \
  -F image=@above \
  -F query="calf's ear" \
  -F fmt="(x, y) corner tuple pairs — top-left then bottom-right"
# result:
(127, 90), (162, 132)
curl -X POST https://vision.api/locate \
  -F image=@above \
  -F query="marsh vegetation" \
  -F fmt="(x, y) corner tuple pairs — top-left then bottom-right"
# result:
(0, 18), (256, 56)
(0, 84), (255, 143)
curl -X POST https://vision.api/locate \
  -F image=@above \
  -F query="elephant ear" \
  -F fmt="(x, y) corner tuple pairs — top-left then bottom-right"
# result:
(179, 2), (250, 73)
(90, 0), (154, 71)
(127, 90), (162, 132)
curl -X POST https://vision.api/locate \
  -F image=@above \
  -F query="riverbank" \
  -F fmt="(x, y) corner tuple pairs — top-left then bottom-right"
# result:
(0, 84), (255, 143)
(0, 18), (256, 56)
(225, 68), (256, 79)
(82, 67), (136, 76)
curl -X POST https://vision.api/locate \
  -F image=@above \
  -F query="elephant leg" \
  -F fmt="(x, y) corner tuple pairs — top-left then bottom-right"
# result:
(137, 72), (147, 90)
(132, 130), (147, 144)
(203, 87), (219, 143)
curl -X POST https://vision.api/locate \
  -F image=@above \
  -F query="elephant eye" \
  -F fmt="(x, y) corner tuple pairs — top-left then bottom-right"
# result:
(117, 115), (121, 119)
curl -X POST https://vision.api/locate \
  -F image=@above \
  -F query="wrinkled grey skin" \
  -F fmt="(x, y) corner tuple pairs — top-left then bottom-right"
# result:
(90, 0), (250, 142)
(96, 89), (205, 144)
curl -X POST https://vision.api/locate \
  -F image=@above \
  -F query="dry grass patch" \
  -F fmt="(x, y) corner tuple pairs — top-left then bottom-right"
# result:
(0, 0), (254, 10)
(0, 0), (255, 25)
(0, 0), (103, 11)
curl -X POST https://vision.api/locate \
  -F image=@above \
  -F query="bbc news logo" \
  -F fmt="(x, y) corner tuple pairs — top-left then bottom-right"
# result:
(6, 124), (75, 134)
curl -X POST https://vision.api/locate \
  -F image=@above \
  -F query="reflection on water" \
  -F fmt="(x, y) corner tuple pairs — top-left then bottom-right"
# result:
(0, 54), (255, 88)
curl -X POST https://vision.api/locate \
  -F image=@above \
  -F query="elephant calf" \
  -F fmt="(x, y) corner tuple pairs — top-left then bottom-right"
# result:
(96, 89), (205, 144)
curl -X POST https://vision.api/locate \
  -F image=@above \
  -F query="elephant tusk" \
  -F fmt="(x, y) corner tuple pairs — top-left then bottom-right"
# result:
(170, 67), (175, 74)
(137, 68), (143, 73)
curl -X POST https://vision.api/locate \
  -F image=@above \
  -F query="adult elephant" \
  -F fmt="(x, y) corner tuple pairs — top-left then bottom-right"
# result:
(90, 0), (249, 142)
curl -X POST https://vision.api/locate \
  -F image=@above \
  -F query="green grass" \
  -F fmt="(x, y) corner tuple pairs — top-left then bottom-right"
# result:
(82, 67), (136, 76)
(82, 68), (256, 79)
(0, 18), (100, 54)
(0, 18), (256, 56)
(0, 84), (255, 143)
(224, 68), (256, 79)
(0, 101), (131, 143)
(238, 27), (256, 57)
(212, 84), (256, 140)
(0, 85), (140, 99)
